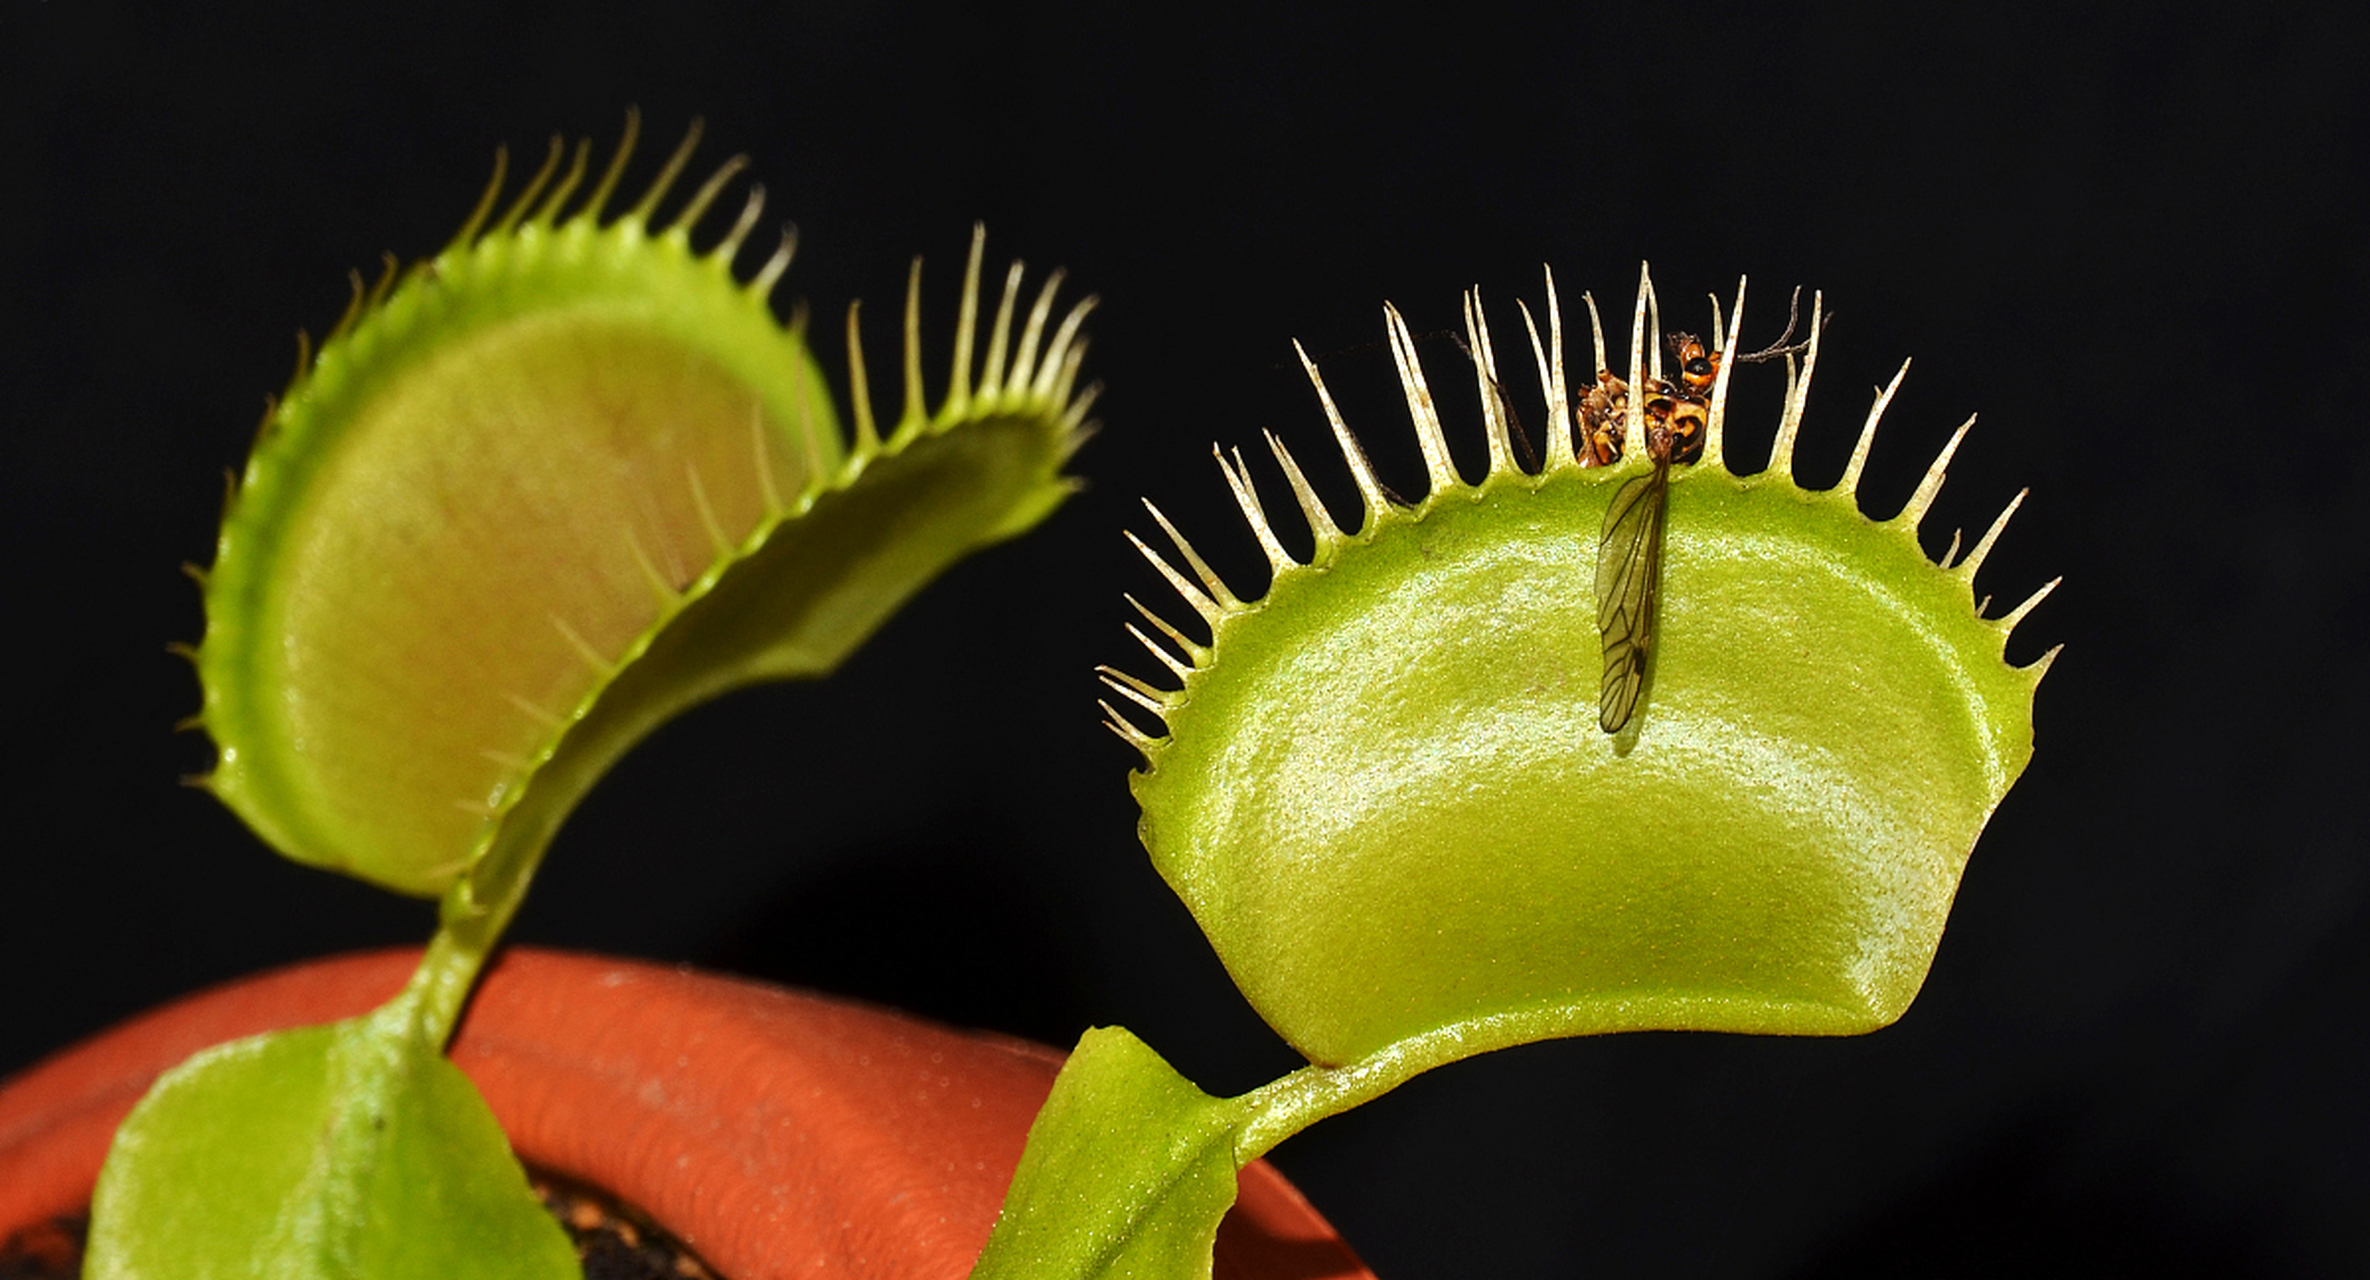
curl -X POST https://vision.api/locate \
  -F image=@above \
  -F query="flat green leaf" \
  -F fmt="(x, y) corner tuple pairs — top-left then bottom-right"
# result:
(86, 996), (576, 1280)
(970, 1028), (1250, 1280)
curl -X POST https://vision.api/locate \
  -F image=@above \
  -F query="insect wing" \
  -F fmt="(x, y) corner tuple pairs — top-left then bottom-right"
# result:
(1596, 464), (1669, 733)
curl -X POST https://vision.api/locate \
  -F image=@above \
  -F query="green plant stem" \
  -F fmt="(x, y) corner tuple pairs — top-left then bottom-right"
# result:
(400, 833), (550, 1050)
(400, 917), (488, 1052)
(1233, 1011), (1571, 1162)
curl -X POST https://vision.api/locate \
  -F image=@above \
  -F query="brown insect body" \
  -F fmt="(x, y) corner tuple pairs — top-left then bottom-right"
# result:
(1594, 409), (1674, 734)
(1577, 369), (1629, 467)
(1593, 331), (1716, 732)
(1578, 331), (1717, 469)
(1671, 331), (1720, 396)
(1593, 302), (1811, 733)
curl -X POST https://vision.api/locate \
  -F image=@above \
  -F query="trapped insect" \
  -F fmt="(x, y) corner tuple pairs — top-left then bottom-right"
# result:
(1593, 336), (1693, 734)
(1594, 303), (1806, 733)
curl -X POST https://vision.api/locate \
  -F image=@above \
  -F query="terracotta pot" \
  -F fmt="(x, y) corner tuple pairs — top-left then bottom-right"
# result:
(0, 948), (1371, 1280)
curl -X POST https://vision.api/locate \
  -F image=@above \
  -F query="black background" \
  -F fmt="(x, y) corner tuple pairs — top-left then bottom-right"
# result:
(5, 4), (2365, 1277)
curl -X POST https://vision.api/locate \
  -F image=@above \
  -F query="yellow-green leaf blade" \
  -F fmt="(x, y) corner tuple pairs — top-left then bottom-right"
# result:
(971, 1027), (1250, 1280)
(87, 1007), (576, 1280)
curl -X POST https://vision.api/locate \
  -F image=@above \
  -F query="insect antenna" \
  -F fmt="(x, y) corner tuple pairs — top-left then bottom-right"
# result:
(1443, 329), (1541, 474)
(1730, 286), (1819, 364)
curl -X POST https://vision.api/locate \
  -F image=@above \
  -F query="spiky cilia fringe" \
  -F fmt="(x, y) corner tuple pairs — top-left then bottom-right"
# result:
(189, 112), (1099, 752)
(1099, 265), (2058, 754)
(256, 110), (1098, 496)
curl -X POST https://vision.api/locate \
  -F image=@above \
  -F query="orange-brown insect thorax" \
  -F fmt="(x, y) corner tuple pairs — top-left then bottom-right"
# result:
(1638, 374), (1705, 467)
(1667, 392), (1707, 464)
(1578, 369), (1629, 467)
(1673, 333), (1720, 398)
(1579, 332), (1722, 469)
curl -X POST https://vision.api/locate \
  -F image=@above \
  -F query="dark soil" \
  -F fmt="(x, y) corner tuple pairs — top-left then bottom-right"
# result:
(0, 1217), (74, 1280)
(0, 1171), (718, 1279)
(536, 1171), (717, 1280)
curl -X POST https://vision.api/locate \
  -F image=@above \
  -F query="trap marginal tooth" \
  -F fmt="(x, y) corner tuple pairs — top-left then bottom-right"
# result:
(1516, 298), (1562, 468)
(1141, 499), (1241, 610)
(1583, 290), (1610, 383)
(1216, 443), (1295, 579)
(715, 182), (767, 262)
(626, 117), (704, 224)
(748, 224), (795, 301)
(1462, 288), (1517, 479)
(1060, 374), (1101, 435)
(446, 145), (511, 255)
(289, 329), (315, 393)
(493, 135), (566, 238)
(1096, 665), (1172, 714)
(582, 107), (642, 224)
(1036, 295), (1098, 401)
(1770, 290), (1826, 479)
(949, 224), (985, 414)
(1384, 302), (1458, 498)
(1127, 621), (1195, 681)
(328, 266), (366, 342)
(1058, 428), (1098, 472)
(844, 300), (881, 455)
(1997, 575), (2060, 633)
(1127, 529), (1226, 627)
(1625, 266), (1651, 457)
(366, 254), (403, 311)
(1957, 488), (2026, 583)
(1703, 276), (1747, 471)
(978, 260), (1027, 403)
(1053, 328), (1095, 414)
(1011, 268), (1066, 395)
(1645, 274), (1665, 385)
(1294, 339), (1389, 533)
(897, 256), (928, 436)
(1899, 413), (1975, 531)
(1520, 274), (1575, 470)
(1125, 591), (1210, 665)
(666, 152), (746, 235)
(1838, 358), (1910, 500)
(1264, 429), (1344, 548)
(1099, 700), (1160, 752)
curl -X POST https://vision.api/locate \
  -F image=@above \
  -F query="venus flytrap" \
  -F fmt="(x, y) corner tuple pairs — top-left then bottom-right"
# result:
(81, 113), (2052, 1280)
(92, 116), (1097, 1280)
(971, 266), (2053, 1280)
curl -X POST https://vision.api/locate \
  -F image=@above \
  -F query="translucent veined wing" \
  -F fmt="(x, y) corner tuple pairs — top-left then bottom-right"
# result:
(1596, 462), (1669, 733)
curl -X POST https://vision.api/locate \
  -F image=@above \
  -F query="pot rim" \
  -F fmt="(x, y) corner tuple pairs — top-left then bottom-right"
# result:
(0, 946), (1369, 1280)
